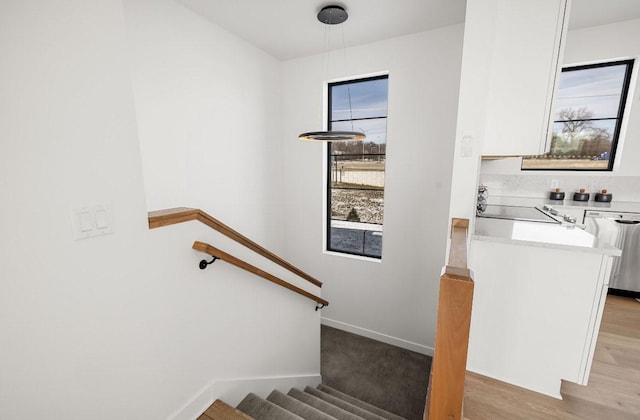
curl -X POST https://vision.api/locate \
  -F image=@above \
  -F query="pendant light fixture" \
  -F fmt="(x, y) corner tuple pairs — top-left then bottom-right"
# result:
(298, 5), (366, 142)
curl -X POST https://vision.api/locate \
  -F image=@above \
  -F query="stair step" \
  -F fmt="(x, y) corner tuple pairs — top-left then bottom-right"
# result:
(198, 399), (254, 420)
(288, 388), (363, 420)
(317, 385), (405, 420)
(205, 385), (408, 420)
(237, 393), (304, 420)
(303, 387), (387, 420)
(267, 389), (337, 420)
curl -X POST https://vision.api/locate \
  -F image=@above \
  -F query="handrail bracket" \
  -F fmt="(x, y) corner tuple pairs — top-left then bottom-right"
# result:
(199, 256), (218, 270)
(192, 240), (329, 309)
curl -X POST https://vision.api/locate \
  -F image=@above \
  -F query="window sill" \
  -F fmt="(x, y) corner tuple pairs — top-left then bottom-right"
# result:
(323, 249), (382, 263)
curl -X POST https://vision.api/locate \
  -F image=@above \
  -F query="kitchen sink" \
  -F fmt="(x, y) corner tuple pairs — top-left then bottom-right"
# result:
(477, 205), (560, 223)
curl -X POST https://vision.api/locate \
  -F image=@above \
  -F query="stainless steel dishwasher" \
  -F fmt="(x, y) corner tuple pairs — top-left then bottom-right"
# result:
(584, 210), (640, 295)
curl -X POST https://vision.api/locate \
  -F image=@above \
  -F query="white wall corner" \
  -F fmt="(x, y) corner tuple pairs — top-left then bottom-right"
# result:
(168, 383), (213, 420)
(321, 317), (434, 357)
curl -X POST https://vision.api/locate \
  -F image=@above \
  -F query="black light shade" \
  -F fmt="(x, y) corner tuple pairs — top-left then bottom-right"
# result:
(298, 131), (366, 142)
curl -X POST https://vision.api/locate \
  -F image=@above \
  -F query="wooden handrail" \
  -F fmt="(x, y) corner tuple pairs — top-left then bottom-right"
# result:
(193, 241), (329, 307)
(425, 218), (474, 420)
(148, 207), (322, 288)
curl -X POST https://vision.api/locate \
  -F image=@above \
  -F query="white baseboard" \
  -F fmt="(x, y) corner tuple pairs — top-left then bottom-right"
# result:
(321, 317), (434, 357)
(467, 366), (563, 400)
(169, 373), (321, 420)
(168, 383), (213, 420)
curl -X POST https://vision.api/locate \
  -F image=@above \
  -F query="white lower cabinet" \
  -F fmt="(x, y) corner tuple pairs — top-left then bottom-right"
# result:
(467, 239), (613, 398)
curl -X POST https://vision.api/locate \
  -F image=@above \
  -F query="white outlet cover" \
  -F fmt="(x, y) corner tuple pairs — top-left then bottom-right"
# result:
(461, 131), (474, 158)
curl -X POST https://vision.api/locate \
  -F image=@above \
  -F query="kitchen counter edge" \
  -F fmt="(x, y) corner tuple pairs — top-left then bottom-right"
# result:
(473, 217), (622, 256)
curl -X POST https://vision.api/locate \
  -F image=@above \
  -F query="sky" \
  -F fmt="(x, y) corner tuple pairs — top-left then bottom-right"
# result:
(327, 62), (631, 145)
(554, 62), (629, 120)
(330, 77), (388, 144)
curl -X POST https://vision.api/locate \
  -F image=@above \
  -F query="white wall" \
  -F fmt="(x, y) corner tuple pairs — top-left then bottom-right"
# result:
(124, 0), (285, 250)
(0, 1), (320, 419)
(480, 18), (640, 197)
(281, 25), (464, 354)
(447, 0), (500, 226)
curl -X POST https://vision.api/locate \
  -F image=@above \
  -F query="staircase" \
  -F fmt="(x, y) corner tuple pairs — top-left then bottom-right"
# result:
(199, 384), (407, 420)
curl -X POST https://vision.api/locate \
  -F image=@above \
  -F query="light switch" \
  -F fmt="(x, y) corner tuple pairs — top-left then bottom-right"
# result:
(95, 209), (108, 229)
(79, 211), (93, 232)
(72, 203), (115, 240)
(461, 131), (474, 158)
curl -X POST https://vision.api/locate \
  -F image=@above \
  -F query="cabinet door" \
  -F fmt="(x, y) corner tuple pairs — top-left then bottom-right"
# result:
(482, 0), (569, 156)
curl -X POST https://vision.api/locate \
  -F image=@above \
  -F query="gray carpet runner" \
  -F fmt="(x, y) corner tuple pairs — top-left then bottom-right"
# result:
(235, 384), (407, 420)
(316, 385), (405, 420)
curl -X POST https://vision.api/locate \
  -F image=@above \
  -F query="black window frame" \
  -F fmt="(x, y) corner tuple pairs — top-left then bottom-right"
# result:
(522, 59), (634, 171)
(326, 74), (388, 259)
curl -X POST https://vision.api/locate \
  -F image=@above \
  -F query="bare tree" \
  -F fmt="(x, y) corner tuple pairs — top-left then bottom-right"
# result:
(556, 107), (594, 144)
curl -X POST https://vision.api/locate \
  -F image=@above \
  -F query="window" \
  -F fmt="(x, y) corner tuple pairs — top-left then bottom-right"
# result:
(522, 59), (634, 170)
(326, 75), (388, 259)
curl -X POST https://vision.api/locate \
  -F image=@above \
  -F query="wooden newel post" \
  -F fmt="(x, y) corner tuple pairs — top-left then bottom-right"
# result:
(424, 218), (474, 419)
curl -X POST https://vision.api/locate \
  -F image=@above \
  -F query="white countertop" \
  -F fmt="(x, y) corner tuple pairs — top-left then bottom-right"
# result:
(474, 217), (621, 256)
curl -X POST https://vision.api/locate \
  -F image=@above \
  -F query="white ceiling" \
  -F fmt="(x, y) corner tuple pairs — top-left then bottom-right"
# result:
(175, 0), (640, 61)
(568, 0), (640, 30)
(175, 0), (467, 60)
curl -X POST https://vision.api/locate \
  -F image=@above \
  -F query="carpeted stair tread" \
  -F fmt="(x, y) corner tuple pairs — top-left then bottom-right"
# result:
(237, 393), (304, 420)
(288, 388), (363, 420)
(267, 390), (337, 420)
(303, 387), (387, 420)
(316, 385), (406, 420)
(321, 325), (430, 420)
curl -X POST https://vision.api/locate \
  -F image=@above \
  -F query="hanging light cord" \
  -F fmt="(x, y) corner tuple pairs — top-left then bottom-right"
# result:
(324, 20), (330, 79)
(321, 21), (330, 131)
(298, 6), (365, 142)
(341, 22), (356, 133)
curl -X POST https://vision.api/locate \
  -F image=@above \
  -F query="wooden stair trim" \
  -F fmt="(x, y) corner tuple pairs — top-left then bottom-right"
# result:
(148, 207), (322, 288)
(198, 399), (254, 420)
(193, 241), (329, 307)
(447, 218), (470, 270)
(425, 218), (474, 420)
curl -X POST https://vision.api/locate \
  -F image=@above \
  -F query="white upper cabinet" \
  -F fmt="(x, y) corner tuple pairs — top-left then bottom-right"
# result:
(481, 0), (570, 156)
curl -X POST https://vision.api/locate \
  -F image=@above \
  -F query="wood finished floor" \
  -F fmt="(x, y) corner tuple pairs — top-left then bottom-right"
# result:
(463, 295), (640, 419)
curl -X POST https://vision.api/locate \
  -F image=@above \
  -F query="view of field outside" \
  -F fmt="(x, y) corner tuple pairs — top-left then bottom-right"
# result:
(522, 60), (633, 170)
(328, 76), (388, 258)
(330, 150), (385, 224)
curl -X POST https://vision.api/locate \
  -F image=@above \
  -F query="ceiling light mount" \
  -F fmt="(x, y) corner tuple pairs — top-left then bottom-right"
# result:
(317, 5), (348, 25)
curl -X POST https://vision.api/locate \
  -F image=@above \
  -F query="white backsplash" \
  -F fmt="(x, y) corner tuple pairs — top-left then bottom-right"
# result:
(480, 174), (640, 202)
